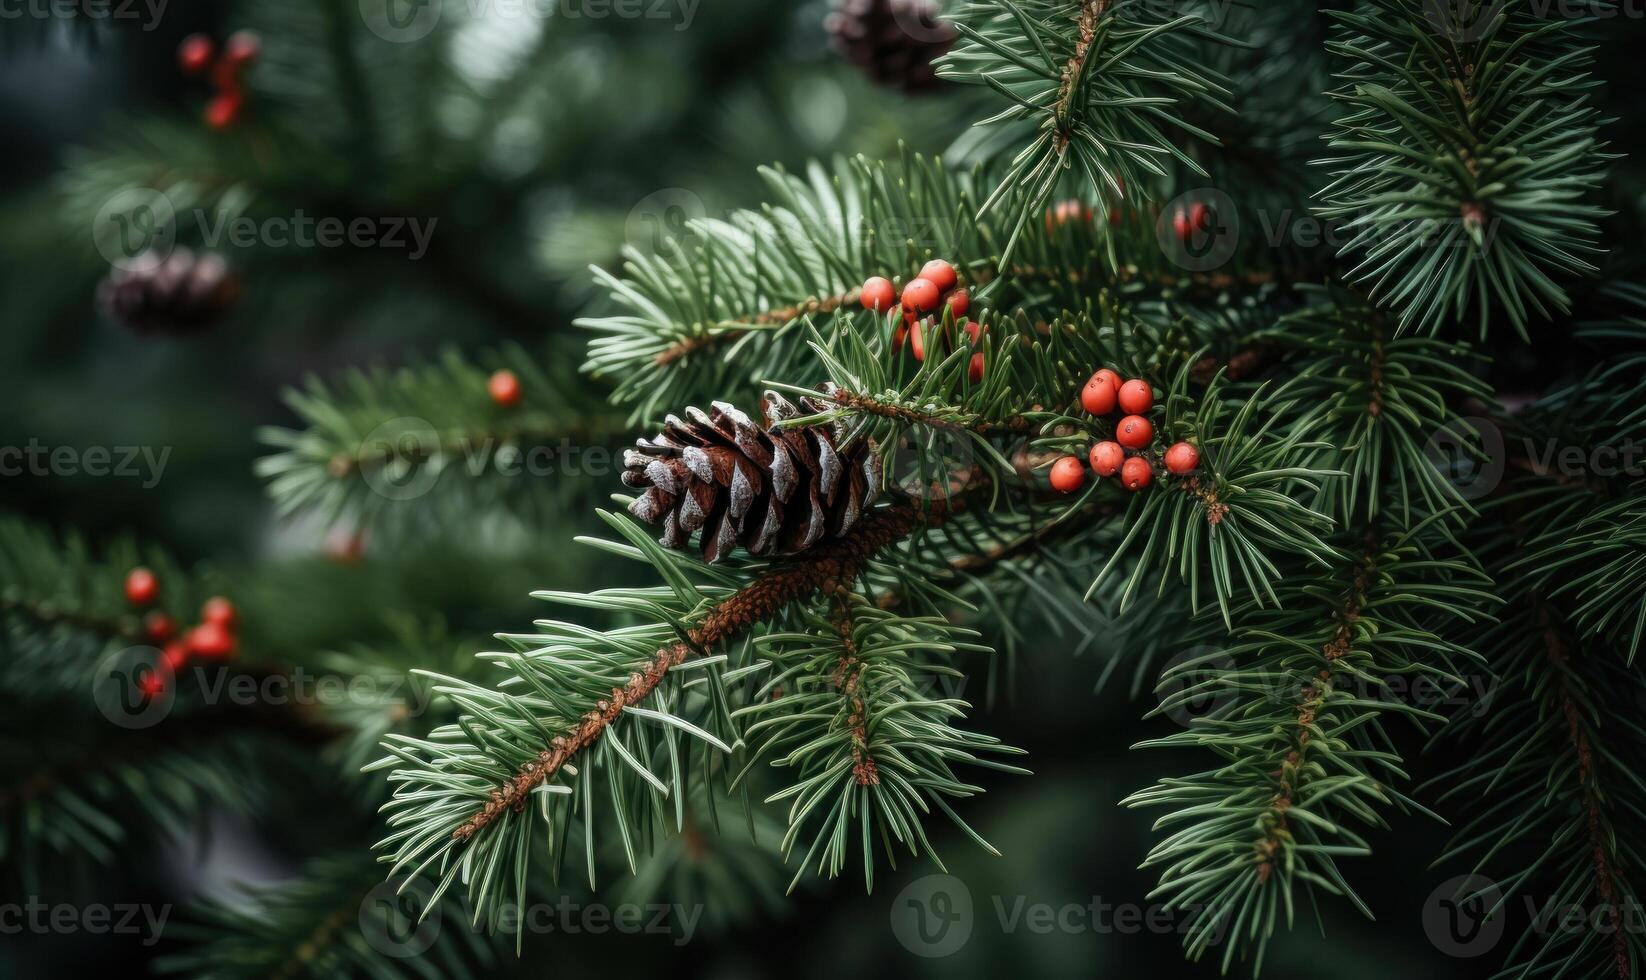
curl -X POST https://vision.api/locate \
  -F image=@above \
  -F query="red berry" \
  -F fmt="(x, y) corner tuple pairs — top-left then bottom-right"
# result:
(1081, 373), (1118, 415)
(968, 353), (986, 383)
(1118, 379), (1154, 414)
(902, 278), (941, 313)
(204, 91), (243, 130)
(861, 276), (896, 313)
(161, 641), (190, 674)
(1164, 441), (1201, 475)
(201, 596), (238, 629)
(1190, 202), (1210, 233)
(138, 670), (167, 700)
(1089, 441), (1125, 477)
(223, 30), (261, 69)
(1093, 368), (1122, 391)
(144, 610), (176, 643)
(891, 321), (908, 354)
(947, 289), (970, 318)
(919, 260), (958, 293)
(187, 621), (237, 660)
(178, 34), (214, 74)
(1121, 456), (1154, 491)
(1116, 415), (1154, 449)
(1049, 456), (1086, 493)
(125, 567), (159, 606)
(910, 320), (930, 362)
(1173, 208), (1193, 244)
(489, 369), (522, 408)
(1045, 199), (1091, 233)
(963, 320), (983, 345)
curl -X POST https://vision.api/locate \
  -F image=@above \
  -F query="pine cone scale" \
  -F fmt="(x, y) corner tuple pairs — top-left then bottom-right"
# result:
(624, 392), (880, 563)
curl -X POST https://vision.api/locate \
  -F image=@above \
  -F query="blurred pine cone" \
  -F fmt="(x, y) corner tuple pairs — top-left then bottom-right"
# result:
(825, 0), (956, 94)
(622, 392), (882, 564)
(96, 247), (240, 336)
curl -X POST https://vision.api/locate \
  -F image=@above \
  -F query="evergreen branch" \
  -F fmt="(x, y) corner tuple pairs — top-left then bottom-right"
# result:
(1315, 0), (1612, 337)
(451, 500), (947, 843)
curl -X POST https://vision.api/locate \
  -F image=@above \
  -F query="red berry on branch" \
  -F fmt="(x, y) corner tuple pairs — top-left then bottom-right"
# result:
(947, 288), (970, 318)
(144, 610), (177, 643)
(1081, 373), (1117, 415)
(1121, 456), (1154, 491)
(204, 91), (244, 130)
(138, 670), (167, 700)
(1044, 199), (1091, 234)
(1116, 415), (1154, 449)
(919, 259), (957, 293)
(1089, 440), (1125, 477)
(910, 320), (931, 362)
(1190, 202), (1210, 233)
(1118, 379), (1153, 414)
(860, 276), (896, 313)
(489, 369), (522, 408)
(125, 567), (159, 606)
(223, 30), (261, 69)
(1164, 441), (1201, 475)
(178, 34), (214, 74)
(891, 321), (908, 354)
(963, 320), (983, 345)
(201, 596), (238, 629)
(161, 641), (190, 674)
(968, 352), (986, 383)
(1093, 368), (1122, 391)
(902, 278), (940, 313)
(187, 621), (237, 660)
(1049, 456), (1086, 493)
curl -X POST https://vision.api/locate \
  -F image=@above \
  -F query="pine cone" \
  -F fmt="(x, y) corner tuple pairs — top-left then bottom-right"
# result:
(825, 0), (956, 94)
(622, 392), (882, 564)
(96, 247), (239, 336)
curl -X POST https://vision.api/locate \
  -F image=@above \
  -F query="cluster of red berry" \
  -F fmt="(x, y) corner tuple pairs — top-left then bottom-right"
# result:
(488, 369), (522, 408)
(859, 260), (987, 381)
(124, 567), (240, 699)
(1048, 368), (1200, 494)
(1171, 202), (1213, 244)
(178, 31), (260, 130)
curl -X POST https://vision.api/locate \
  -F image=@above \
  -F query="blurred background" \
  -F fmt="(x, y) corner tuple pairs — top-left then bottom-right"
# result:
(4, 2), (1639, 977)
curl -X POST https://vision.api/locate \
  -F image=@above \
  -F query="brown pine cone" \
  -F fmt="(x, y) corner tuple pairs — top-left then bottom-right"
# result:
(96, 247), (240, 336)
(622, 392), (882, 564)
(825, 0), (956, 94)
